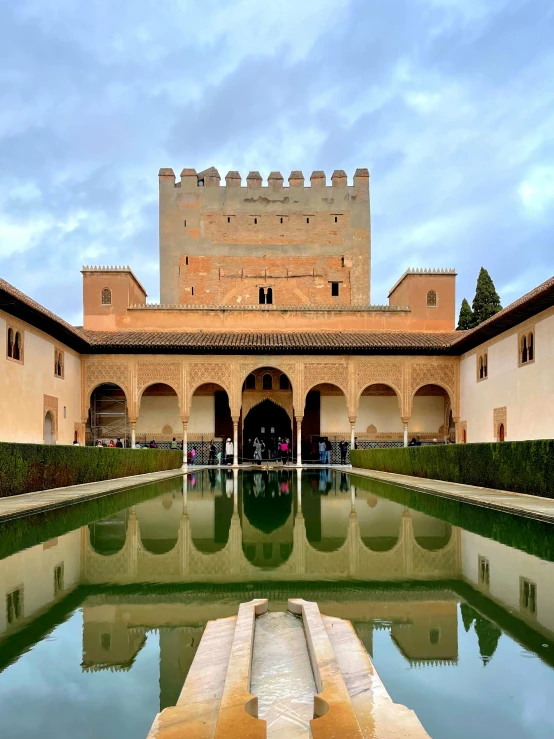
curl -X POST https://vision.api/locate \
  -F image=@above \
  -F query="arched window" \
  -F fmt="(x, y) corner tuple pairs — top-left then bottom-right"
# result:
(499, 423), (505, 442)
(7, 327), (14, 358)
(528, 332), (534, 361)
(259, 287), (265, 305)
(54, 349), (64, 378)
(101, 288), (112, 305)
(262, 373), (273, 390)
(427, 290), (437, 307)
(13, 332), (21, 361)
(479, 356), (484, 379)
(279, 374), (290, 390)
(483, 353), (488, 378)
(244, 373), (256, 390)
(462, 429), (467, 443)
(266, 287), (273, 305)
(521, 335), (528, 364)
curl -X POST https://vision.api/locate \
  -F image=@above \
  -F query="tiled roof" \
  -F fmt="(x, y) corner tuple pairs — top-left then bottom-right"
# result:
(452, 274), (554, 353)
(83, 330), (456, 354)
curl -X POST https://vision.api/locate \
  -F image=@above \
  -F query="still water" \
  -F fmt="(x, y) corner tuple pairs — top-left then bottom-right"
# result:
(1, 469), (553, 739)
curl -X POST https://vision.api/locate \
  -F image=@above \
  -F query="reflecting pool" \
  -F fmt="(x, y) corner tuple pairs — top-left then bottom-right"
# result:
(1, 469), (554, 738)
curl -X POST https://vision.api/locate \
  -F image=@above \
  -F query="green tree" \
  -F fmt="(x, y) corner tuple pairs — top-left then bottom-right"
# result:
(471, 267), (502, 326)
(457, 298), (474, 330)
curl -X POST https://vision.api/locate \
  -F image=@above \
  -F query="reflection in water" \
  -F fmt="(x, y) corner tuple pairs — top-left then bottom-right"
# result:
(1, 471), (554, 739)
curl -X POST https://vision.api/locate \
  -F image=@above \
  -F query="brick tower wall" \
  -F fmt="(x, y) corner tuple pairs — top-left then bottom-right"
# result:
(159, 168), (371, 306)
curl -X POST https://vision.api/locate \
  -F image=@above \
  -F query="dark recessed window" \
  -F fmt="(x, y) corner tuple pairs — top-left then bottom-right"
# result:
(280, 217), (283, 224)
(331, 282), (339, 297)
(191, 287), (194, 296)
(184, 219), (187, 227)
(266, 287), (273, 304)
(427, 290), (437, 307)
(185, 256), (189, 265)
(227, 216), (231, 223)
(101, 288), (112, 305)
(262, 373), (273, 390)
(254, 217), (258, 225)
(335, 216), (338, 223)
(306, 217), (310, 224)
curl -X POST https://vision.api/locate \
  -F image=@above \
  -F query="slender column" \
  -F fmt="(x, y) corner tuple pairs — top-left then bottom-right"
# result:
(182, 418), (188, 467)
(233, 467), (239, 512)
(296, 467), (302, 511)
(453, 415), (460, 444)
(130, 420), (136, 449)
(296, 416), (303, 466)
(232, 417), (239, 467)
(349, 416), (356, 454)
(401, 416), (410, 447)
(182, 473), (187, 510)
(80, 420), (86, 446)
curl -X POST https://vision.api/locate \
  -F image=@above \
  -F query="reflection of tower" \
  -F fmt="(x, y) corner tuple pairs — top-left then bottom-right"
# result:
(159, 627), (204, 711)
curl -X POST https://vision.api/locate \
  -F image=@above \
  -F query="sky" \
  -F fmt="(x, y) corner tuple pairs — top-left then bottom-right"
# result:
(0, 0), (553, 325)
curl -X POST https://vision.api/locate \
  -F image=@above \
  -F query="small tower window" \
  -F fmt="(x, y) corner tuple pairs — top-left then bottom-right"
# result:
(254, 217), (258, 225)
(427, 290), (437, 307)
(184, 219), (187, 227)
(519, 329), (536, 366)
(191, 287), (194, 296)
(335, 216), (338, 223)
(266, 287), (273, 305)
(331, 282), (339, 297)
(306, 217), (310, 224)
(528, 332), (534, 361)
(262, 373), (273, 390)
(11, 331), (23, 362)
(101, 288), (112, 305)
(54, 349), (64, 379)
(227, 216), (231, 223)
(259, 287), (273, 305)
(6, 327), (14, 359)
(259, 287), (265, 305)
(280, 217), (283, 224)
(185, 256), (189, 265)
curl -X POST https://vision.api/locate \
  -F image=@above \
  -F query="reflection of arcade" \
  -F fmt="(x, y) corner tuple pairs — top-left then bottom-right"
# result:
(83, 470), (460, 584)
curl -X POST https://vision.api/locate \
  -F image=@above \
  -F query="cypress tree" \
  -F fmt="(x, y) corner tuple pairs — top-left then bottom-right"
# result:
(457, 298), (474, 330)
(471, 267), (502, 326)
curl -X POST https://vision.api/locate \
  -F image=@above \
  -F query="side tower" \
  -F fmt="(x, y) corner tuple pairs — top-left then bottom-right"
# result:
(158, 167), (371, 306)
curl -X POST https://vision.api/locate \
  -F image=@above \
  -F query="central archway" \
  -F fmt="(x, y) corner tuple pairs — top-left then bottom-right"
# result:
(242, 399), (292, 461)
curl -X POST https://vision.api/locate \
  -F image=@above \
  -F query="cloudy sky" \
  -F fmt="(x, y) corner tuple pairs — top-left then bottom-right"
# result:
(1, 0), (553, 324)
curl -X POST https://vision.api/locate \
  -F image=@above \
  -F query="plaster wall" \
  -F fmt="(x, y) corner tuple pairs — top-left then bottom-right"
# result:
(320, 395), (350, 433)
(0, 530), (81, 636)
(459, 309), (554, 442)
(188, 395), (215, 434)
(136, 395), (181, 436)
(0, 312), (82, 444)
(388, 273), (456, 330)
(461, 530), (554, 637)
(410, 396), (445, 435)
(355, 396), (403, 433)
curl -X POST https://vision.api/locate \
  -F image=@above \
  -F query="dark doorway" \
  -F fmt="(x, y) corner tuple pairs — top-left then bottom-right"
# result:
(242, 399), (292, 459)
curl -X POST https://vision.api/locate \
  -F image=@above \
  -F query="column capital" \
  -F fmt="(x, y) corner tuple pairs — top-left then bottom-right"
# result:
(295, 415), (304, 423)
(232, 416), (240, 425)
(180, 415), (189, 423)
(348, 416), (357, 425)
(401, 416), (411, 425)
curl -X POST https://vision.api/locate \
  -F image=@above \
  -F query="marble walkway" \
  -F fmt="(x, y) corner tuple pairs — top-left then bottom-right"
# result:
(0, 468), (184, 522)
(348, 466), (554, 523)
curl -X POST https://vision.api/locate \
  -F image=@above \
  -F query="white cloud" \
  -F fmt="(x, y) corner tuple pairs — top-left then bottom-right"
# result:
(518, 166), (554, 216)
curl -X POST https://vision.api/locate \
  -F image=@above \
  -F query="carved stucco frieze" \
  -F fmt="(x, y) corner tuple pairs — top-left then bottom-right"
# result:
(303, 363), (349, 400)
(84, 361), (132, 415)
(355, 362), (403, 400)
(137, 362), (182, 396)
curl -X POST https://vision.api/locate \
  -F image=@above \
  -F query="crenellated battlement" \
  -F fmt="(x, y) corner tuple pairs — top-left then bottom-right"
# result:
(159, 167), (370, 190)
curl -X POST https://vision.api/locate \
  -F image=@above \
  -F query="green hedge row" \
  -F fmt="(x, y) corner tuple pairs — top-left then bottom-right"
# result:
(0, 442), (183, 498)
(350, 440), (554, 498)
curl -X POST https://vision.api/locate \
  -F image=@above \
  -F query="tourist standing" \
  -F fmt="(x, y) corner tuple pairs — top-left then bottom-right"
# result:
(115, 438), (123, 448)
(170, 437), (178, 449)
(190, 446), (196, 465)
(281, 438), (289, 465)
(324, 437), (332, 465)
(225, 437), (233, 465)
(253, 437), (263, 461)
(339, 438), (348, 465)
(318, 438), (326, 464)
(208, 439), (217, 465)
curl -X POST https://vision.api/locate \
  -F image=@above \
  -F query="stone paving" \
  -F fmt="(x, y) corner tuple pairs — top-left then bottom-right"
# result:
(348, 466), (554, 523)
(0, 468), (184, 521)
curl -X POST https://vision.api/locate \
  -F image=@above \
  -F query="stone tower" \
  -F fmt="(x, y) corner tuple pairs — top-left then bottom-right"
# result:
(158, 167), (371, 307)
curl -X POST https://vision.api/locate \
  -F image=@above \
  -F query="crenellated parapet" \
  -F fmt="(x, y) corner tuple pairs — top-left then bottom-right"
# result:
(159, 167), (370, 190)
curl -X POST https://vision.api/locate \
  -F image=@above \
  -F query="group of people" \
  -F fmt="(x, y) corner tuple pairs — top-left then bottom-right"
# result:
(244, 436), (292, 464)
(95, 438), (124, 448)
(317, 437), (351, 465)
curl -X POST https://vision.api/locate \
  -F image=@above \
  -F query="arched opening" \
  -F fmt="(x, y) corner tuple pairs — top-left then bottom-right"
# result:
(89, 512), (128, 555)
(243, 373), (256, 390)
(528, 332), (534, 361)
(303, 383), (348, 463)
(243, 400), (292, 461)
(266, 287), (273, 305)
(356, 383), (402, 445)
(190, 383), (232, 463)
(136, 496), (181, 554)
(241, 367), (293, 461)
(413, 513), (452, 550)
(462, 428), (467, 443)
(521, 335), (528, 364)
(483, 353), (488, 378)
(356, 498), (403, 551)
(242, 471), (294, 566)
(189, 474), (234, 552)
(499, 423), (505, 442)
(13, 331), (22, 361)
(411, 384), (451, 444)
(137, 383), (180, 448)
(43, 410), (55, 445)
(258, 287), (265, 305)
(6, 327), (14, 358)
(88, 383), (129, 446)
(479, 356), (484, 379)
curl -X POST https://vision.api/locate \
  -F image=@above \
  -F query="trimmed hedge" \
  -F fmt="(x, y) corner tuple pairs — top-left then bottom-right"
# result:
(350, 440), (554, 498)
(0, 442), (183, 498)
